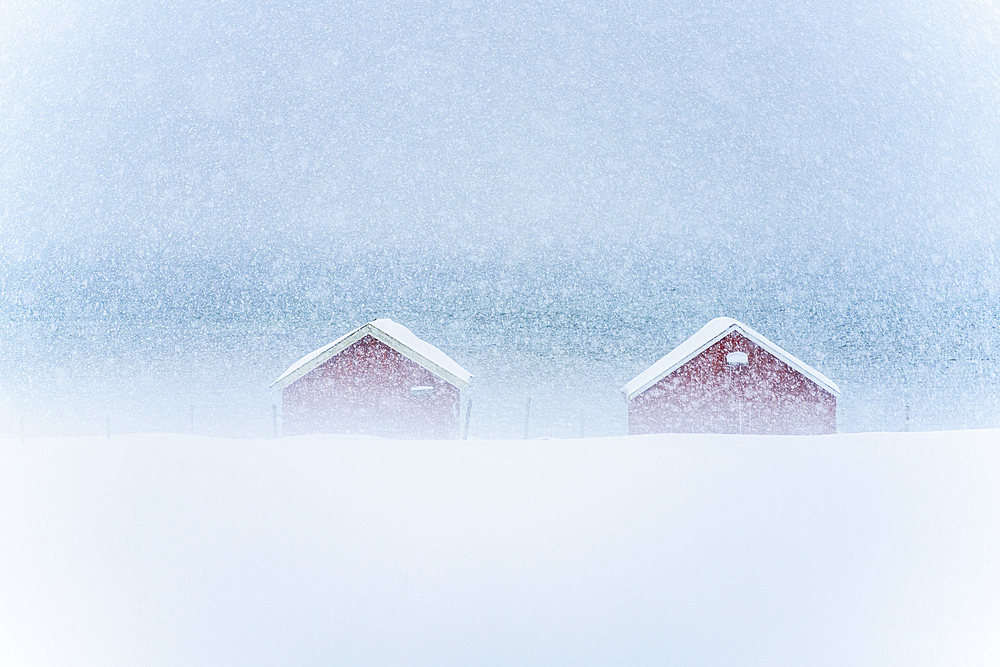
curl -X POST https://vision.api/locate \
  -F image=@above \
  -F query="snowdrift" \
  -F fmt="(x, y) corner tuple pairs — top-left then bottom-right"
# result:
(2, 430), (999, 666)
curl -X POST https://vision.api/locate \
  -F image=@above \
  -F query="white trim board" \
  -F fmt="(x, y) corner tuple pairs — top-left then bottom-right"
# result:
(271, 319), (473, 391)
(621, 317), (841, 401)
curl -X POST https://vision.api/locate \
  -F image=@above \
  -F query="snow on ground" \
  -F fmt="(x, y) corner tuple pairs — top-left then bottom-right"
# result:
(2, 430), (999, 666)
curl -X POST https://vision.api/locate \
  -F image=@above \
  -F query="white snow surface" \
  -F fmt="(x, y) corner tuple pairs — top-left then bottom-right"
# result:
(270, 318), (472, 390)
(3, 429), (999, 666)
(622, 316), (841, 400)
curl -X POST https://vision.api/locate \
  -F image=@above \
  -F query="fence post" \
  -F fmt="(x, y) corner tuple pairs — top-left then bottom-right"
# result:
(463, 399), (473, 440)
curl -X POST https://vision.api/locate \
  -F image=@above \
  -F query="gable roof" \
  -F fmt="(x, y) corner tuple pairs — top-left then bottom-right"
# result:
(270, 318), (473, 391)
(621, 317), (841, 400)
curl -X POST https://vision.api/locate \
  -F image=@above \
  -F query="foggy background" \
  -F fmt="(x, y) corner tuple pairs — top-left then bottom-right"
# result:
(2, 0), (999, 438)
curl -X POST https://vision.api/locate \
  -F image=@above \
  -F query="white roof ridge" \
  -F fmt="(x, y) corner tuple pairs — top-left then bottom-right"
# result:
(621, 317), (840, 400)
(270, 318), (472, 391)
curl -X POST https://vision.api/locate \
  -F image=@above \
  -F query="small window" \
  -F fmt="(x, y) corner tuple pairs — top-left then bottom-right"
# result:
(726, 351), (749, 366)
(410, 385), (435, 398)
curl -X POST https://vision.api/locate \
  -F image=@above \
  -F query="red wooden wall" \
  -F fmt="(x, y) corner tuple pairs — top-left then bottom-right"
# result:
(282, 335), (460, 439)
(628, 332), (837, 435)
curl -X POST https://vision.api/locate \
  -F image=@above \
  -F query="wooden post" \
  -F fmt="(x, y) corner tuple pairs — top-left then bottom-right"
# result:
(905, 404), (910, 432)
(462, 399), (473, 440)
(272, 404), (278, 439)
(523, 397), (531, 440)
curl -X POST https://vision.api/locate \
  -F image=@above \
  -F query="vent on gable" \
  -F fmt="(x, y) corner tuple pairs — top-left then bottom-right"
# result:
(726, 351), (749, 367)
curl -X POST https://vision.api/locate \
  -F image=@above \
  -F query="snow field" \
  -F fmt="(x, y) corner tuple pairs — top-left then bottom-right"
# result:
(2, 430), (999, 666)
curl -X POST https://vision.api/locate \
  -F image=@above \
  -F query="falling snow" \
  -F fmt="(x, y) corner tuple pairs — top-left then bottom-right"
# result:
(1, 0), (999, 664)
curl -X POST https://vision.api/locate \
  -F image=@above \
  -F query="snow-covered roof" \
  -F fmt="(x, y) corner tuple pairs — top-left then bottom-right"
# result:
(621, 317), (841, 400)
(270, 318), (473, 391)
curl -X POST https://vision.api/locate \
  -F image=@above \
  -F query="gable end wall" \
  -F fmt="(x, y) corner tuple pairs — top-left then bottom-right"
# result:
(628, 332), (836, 435)
(282, 335), (460, 438)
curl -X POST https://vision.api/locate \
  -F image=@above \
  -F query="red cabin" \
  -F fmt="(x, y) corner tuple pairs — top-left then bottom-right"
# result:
(623, 318), (839, 435)
(271, 319), (472, 439)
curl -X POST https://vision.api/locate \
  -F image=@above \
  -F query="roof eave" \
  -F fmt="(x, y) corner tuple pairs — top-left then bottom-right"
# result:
(622, 323), (738, 401)
(268, 326), (369, 390)
(367, 326), (472, 390)
(735, 327), (841, 397)
(623, 321), (841, 400)
(270, 322), (473, 392)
